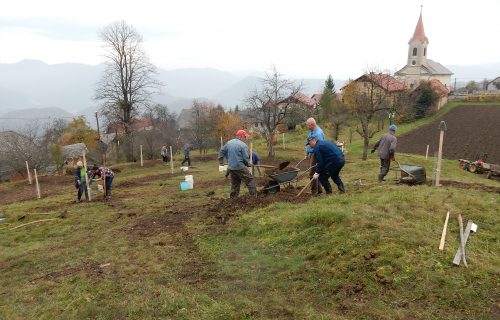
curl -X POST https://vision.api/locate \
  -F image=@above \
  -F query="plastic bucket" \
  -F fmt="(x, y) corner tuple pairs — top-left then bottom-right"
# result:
(185, 175), (194, 189)
(219, 165), (227, 172)
(180, 181), (190, 191)
(180, 166), (189, 172)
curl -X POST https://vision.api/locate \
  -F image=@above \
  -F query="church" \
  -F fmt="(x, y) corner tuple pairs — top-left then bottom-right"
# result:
(395, 11), (453, 89)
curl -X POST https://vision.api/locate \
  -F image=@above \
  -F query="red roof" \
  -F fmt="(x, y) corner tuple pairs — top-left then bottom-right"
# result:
(356, 73), (406, 92)
(290, 92), (317, 107)
(428, 79), (449, 97)
(409, 13), (428, 44)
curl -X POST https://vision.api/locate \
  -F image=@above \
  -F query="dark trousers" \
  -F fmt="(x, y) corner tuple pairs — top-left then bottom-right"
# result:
(379, 158), (391, 180)
(181, 156), (191, 166)
(230, 168), (256, 198)
(162, 155), (169, 163)
(77, 182), (89, 201)
(309, 154), (323, 194)
(105, 177), (113, 197)
(318, 161), (344, 194)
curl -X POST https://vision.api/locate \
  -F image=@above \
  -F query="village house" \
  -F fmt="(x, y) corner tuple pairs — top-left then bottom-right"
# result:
(486, 77), (500, 92)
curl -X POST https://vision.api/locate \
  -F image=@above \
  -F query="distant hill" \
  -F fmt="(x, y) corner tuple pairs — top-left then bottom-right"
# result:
(0, 107), (74, 133)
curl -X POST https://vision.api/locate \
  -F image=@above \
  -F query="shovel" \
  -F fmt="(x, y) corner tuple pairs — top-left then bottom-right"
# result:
(278, 161), (290, 170)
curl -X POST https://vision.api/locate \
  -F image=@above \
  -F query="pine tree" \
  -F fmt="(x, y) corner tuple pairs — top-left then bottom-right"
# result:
(325, 74), (336, 94)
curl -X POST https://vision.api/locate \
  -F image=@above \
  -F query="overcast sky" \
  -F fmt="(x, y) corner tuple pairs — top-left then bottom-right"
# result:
(1, 0), (499, 79)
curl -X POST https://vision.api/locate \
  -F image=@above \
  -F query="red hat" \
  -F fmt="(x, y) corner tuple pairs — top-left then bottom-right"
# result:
(236, 130), (249, 138)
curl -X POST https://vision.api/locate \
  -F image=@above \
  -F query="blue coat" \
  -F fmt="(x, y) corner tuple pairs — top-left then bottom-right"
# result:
(312, 140), (345, 174)
(306, 126), (325, 154)
(218, 138), (250, 170)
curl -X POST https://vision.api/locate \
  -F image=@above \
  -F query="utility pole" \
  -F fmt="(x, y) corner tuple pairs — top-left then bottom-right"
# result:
(95, 111), (107, 199)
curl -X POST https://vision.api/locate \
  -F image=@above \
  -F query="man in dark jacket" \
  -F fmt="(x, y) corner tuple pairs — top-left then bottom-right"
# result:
(181, 145), (191, 166)
(372, 124), (397, 182)
(308, 137), (345, 194)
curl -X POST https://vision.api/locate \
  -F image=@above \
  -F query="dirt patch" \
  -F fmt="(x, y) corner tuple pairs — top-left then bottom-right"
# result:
(127, 212), (191, 237)
(398, 105), (500, 163)
(0, 175), (72, 205)
(30, 261), (113, 283)
(431, 180), (500, 193)
(208, 187), (312, 222)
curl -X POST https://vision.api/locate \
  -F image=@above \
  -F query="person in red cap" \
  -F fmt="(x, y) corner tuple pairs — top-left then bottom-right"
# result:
(218, 129), (256, 198)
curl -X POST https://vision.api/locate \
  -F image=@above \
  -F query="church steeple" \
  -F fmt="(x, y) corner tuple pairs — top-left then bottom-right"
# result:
(407, 9), (429, 68)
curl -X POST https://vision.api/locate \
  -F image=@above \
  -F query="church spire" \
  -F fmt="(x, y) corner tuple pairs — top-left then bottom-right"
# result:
(409, 11), (428, 44)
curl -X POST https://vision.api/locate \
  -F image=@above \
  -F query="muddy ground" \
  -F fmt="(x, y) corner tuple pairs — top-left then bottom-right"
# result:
(398, 105), (500, 163)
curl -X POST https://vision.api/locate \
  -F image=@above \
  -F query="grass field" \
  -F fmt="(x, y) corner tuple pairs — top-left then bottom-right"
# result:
(0, 102), (499, 319)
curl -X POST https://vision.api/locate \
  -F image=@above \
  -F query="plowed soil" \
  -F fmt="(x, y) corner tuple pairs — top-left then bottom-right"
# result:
(398, 105), (500, 163)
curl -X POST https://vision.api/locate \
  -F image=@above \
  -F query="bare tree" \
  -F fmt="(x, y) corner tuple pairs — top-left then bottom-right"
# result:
(246, 66), (302, 157)
(139, 104), (178, 159)
(343, 70), (407, 160)
(188, 100), (221, 155)
(94, 20), (162, 161)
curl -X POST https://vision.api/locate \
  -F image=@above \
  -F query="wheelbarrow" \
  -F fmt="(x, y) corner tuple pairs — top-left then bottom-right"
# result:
(263, 168), (301, 194)
(391, 160), (426, 185)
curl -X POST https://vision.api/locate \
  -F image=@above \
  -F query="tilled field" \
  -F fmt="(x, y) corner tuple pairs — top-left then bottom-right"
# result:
(398, 105), (500, 163)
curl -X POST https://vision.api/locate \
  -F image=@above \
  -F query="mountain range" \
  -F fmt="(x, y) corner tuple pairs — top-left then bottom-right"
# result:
(0, 59), (498, 131)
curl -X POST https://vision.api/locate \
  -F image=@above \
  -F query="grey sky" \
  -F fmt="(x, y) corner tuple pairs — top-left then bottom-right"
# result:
(1, 0), (499, 79)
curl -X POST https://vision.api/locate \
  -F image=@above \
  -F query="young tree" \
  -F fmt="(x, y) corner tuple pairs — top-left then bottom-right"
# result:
(61, 117), (98, 148)
(214, 112), (245, 143)
(343, 71), (406, 160)
(245, 66), (302, 157)
(320, 89), (348, 141)
(94, 20), (161, 161)
(412, 82), (439, 119)
(189, 100), (215, 155)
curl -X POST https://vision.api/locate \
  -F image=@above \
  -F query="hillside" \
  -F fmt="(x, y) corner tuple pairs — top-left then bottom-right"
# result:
(398, 104), (500, 163)
(0, 128), (498, 318)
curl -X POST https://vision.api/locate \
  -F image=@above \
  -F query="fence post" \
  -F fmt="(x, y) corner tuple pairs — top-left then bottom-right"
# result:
(170, 146), (174, 174)
(26, 161), (32, 185)
(82, 152), (92, 201)
(34, 169), (41, 199)
(140, 145), (143, 167)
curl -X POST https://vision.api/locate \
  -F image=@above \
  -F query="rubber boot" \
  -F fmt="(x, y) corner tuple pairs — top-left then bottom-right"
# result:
(338, 183), (345, 194)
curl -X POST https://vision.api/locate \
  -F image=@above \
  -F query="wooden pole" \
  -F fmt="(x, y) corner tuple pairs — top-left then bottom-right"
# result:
(438, 210), (450, 250)
(220, 136), (223, 149)
(25, 161), (32, 185)
(10, 218), (57, 230)
(140, 145), (143, 167)
(425, 144), (429, 160)
(435, 131), (444, 186)
(457, 213), (468, 268)
(169, 146), (174, 174)
(34, 169), (41, 199)
(95, 111), (106, 199)
(297, 177), (315, 198)
(82, 152), (92, 201)
(282, 133), (285, 150)
(249, 142), (254, 176)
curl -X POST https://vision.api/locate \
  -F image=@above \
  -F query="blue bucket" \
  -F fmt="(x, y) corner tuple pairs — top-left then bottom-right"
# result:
(180, 181), (190, 191)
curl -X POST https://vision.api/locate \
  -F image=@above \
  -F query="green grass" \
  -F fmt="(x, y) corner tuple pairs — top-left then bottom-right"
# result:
(0, 107), (499, 319)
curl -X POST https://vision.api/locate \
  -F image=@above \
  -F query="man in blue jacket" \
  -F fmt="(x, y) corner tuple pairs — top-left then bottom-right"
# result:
(218, 130), (256, 198)
(305, 117), (325, 194)
(308, 137), (345, 194)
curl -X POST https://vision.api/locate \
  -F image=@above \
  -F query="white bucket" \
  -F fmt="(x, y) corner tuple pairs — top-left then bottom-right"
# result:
(185, 175), (194, 189)
(180, 166), (189, 172)
(219, 165), (227, 172)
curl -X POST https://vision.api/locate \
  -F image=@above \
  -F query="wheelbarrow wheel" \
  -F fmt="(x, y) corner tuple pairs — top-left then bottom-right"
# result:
(459, 161), (465, 170)
(469, 164), (478, 173)
(263, 180), (280, 194)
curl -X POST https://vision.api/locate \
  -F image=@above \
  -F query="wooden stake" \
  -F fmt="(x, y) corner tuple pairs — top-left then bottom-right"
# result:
(453, 220), (474, 265)
(140, 145), (143, 167)
(26, 161), (32, 185)
(249, 142), (253, 176)
(82, 152), (92, 201)
(220, 136), (223, 149)
(282, 133), (285, 150)
(34, 169), (41, 199)
(169, 146), (174, 174)
(425, 144), (429, 160)
(10, 218), (57, 230)
(435, 123), (446, 186)
(457, 213), (468, 268)
(438, 210), (450, 250)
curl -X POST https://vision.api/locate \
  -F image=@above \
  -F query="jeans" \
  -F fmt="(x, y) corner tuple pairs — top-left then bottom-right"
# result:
(230, 167), (256, 198)
(181, 156), (191, 166)
(318, 161), (344, 194)
(379, 158), (391, 180)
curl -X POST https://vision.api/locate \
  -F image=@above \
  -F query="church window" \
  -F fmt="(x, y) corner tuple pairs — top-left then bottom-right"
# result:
(412, 48), (417, 56)
(412, 60), (416, 65)
(424, 48), (427, 56)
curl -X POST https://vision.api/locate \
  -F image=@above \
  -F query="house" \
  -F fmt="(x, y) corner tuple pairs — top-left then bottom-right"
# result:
(428, 79), (450, 110)
(487, 77), (500, 92)
(395, 11), (453, 89)
(106, 118), (154, 135)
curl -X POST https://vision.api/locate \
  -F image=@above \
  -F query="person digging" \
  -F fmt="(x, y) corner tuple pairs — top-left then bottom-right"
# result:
(307, 137), (345, 194)
(372, 124), (397, 182)
(218, 129), (257, 199)
(74, 160), (89, 203)
(90, 165), (115, 200)
(304, 117), (325, 195)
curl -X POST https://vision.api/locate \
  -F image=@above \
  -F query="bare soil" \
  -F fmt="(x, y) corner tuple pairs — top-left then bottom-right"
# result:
(398, 105), (500, 163)
(0, 175), (72, 205)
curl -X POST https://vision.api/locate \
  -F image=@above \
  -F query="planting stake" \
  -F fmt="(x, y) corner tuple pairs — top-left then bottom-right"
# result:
(34, 169), (41, 199)
(453, 220), (474, 266)
(169, 146), (174, 174)
(282, 133), (285, 150)
(82, 152), (92, 201)
(26, 161), (32, 185)
(140, 145), (143, 167)
(249, 142), (253, 176)
(435, 121), (447, 186)
(425, 144), (429, 160)
(456, 214), (468, 268)
(438, 210), (450, 250)
(220, 136), (223, 149)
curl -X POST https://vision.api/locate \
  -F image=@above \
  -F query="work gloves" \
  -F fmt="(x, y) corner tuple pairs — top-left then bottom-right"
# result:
(313, 173), (320, 179)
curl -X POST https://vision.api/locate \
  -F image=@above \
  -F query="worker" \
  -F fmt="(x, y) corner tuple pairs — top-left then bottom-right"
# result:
(372, 124), (398, 182)
(161, 144), (169, 164)
(74, 160), (89, 202)
(90, 165), (115, 199)
(218, 129), (256, 198)
(304, 117), (325, 194)
(252, 151), (262, 176)
(181, 145), (191, 167)
(308, 137), (345, 194)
